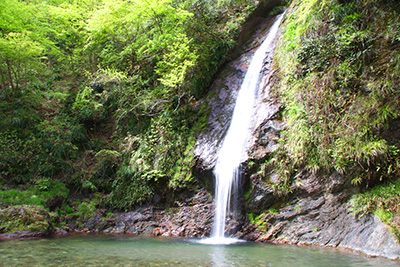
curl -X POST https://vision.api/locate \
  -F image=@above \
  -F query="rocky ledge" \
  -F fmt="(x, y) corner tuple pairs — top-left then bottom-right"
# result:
(84, 189), (215, 238)
(0, 190), (215, 240)
(244, 171), (400, 260)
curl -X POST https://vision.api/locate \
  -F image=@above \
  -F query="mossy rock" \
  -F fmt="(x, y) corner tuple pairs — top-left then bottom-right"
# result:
(0, 205), (55, 234)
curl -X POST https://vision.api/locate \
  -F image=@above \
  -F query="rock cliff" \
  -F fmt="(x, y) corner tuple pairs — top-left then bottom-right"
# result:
(192, 8), (400, 260)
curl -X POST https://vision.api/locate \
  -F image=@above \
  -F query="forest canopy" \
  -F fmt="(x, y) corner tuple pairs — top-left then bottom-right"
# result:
(0, 0), (266, 211)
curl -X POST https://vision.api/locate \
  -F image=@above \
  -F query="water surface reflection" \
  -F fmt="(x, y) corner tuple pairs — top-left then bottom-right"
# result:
(0, 234), (399, 267)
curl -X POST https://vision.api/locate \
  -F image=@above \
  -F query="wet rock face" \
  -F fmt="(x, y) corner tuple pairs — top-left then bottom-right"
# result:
(156, 189), (214, 238)
(249, 119), (284, 162)
(193, 14), (283, 179)
(238, 0), (286, 46)
(102, 208), (155, 235)
(244, 171), (400, 260)
(157, 201), (214, 238)
(91, 190), (215, 238)
(193, 59), (247, 173)
(189, 8), (400, 259)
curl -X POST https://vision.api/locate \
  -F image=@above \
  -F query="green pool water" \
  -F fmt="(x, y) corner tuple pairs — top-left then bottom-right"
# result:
(0, 234), (399, 266)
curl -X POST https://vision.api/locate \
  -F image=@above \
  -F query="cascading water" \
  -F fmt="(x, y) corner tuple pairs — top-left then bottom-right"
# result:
(201, 12), (285, 245)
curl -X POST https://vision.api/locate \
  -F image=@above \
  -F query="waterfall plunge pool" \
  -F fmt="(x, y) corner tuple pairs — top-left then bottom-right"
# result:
(1, 234), (399, 266)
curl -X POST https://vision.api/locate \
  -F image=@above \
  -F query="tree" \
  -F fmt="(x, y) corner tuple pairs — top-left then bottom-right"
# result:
(0, 0), (45, 96)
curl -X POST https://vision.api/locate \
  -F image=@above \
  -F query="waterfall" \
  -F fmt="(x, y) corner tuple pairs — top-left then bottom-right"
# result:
(202, 12), (285, 245)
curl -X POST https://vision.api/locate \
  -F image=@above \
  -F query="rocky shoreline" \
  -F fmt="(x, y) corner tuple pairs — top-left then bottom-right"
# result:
(1, 184), (399, 261)
(2, 5), (399, 263)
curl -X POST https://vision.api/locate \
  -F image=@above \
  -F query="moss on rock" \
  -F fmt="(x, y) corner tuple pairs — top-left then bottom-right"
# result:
(0, 205), (55, 234)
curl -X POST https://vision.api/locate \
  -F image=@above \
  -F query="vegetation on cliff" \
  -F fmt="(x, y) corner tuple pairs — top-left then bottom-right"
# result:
(270, 0), (400, 236)
(1, 0), (280, 231)
(2, 0), (398, 240)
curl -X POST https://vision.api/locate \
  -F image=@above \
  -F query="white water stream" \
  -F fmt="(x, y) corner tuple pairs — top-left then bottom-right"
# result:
(202, 12), (285, 245)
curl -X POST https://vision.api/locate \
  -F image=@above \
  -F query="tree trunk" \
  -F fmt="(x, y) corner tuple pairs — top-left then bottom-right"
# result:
(5, 60), (16, 94)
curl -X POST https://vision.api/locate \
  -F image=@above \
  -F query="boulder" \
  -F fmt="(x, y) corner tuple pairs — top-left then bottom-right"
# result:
(0, 205), (55, 239)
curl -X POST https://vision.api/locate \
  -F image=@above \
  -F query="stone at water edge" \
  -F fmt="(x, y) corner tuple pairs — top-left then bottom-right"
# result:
(0, 205), (55, 239)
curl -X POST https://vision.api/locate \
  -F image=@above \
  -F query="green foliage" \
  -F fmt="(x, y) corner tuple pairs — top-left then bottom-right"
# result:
(268, 208), (279, 215)
(109, 165), (154, 210)
(247, 212), (271, 231)
(0, 189), (44, 207)
(77, 200), (98, 219)
(110, 107), (199, 209)
(0, 111), (84, 184)
(0, 131), (41, 184)
(351, 180), (400, 238)
(351, 181), (400, 217)
(375, 208), (393, 225)
(57, 195), (104, 228)
(73, 86), (104, 121)
(0, 0), (45, 91)
(0, 0), (265, 211)
(128, 115), (185, 176)
(0, 180), (69, 209)
(270, 0), (400, 189)
(155, 33), (198, 89)
(83, 0), (199, 95)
